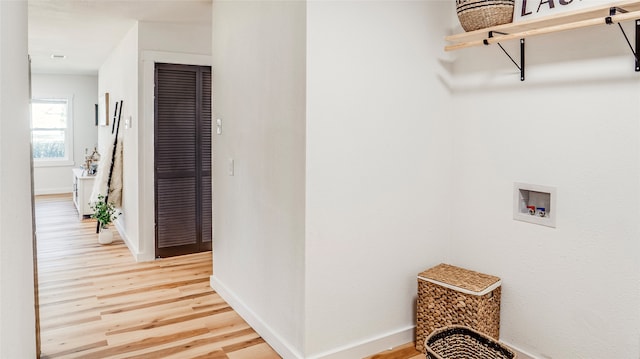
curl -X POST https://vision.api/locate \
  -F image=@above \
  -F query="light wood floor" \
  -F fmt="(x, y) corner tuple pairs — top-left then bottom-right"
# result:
(364, 343), (425, 359)
(35, 194), (423, 359)
(35, 194), (280, 359)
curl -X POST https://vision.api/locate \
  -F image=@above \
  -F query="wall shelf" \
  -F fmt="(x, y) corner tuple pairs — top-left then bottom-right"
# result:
(445, 0), (640, 80)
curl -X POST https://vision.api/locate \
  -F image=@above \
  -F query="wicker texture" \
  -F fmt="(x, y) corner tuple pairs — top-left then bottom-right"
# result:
(425, 326), (516, 359)
(421, 263), (500, 293)
(456, 0), (515, 32)
(416, 264), (501, 353)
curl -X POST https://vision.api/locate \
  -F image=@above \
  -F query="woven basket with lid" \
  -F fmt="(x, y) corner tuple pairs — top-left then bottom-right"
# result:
(456, 0), (515, 32)
(415, 264), (502, 353)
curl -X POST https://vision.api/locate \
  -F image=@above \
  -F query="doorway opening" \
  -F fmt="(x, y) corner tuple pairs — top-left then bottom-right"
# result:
(154, 63), (212, 258)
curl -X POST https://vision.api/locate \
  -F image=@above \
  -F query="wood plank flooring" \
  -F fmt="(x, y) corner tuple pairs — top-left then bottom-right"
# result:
(35, 194), (280, 359)
(35, 193), (423, 359)
(364, 343), (424, 359)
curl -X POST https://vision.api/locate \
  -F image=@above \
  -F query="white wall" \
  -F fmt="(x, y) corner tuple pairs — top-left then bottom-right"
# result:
(32, 74), (98, 195)
(139, 21), (211, 54)
(210, 1), (306, 357)
(211, 1), (452, 358)
(98, 23), (139, 254)
(305, 1), (452, 357)
(212, 2), (640, 358)
(0, 0), (37, 357)
(449, 21), (640, 359)
(97, 19), (212, 261)
(137, 20), (212, 261)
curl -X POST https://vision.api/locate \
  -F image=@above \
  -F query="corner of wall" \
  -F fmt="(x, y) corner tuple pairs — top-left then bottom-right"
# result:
(210, 275), (305, 359)
(113, 219), (152, 262)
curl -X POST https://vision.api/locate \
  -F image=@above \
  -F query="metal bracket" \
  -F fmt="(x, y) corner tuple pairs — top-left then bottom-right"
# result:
(607, 7), (640, 72)
(483, 31), (525, 81)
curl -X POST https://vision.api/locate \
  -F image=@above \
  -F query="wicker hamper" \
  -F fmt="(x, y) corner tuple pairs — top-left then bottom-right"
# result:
(425, 325), (516, 359)
(416, 264), (501, 353)
(456, 0), (515, 32)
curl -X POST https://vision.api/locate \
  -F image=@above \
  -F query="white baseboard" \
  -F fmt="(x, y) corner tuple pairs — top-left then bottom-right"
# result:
(34, 187), (71, 195)
(113, 219), (133, 252)
(210, 275), (304, 359)
(308, 326), (413, 359)
(311, 328), (532, 359)
(135, 250), (155, 262)
(210, 275), (415, 359)
(501, 340), (537, 359)
(113, 219), (154, 262)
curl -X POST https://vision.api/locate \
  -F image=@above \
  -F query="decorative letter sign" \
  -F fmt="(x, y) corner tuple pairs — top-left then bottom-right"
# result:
(514, 0), (616, 21)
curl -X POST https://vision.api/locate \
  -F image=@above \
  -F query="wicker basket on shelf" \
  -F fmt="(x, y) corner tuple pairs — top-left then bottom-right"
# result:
(425, 325), (517, 359)
(456, 0), (515, 32)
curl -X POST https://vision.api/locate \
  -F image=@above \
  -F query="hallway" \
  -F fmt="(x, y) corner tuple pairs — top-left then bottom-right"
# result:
(35, 194), (279, 358)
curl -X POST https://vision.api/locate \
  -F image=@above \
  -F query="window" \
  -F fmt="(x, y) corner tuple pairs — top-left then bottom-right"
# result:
(31, 98), (73, 165)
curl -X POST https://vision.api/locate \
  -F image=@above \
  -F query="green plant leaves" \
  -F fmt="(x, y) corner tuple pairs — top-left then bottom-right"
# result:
(89, 194), (121, 229)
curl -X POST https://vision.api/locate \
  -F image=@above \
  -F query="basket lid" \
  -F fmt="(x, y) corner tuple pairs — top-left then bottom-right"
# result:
(418, 264), (501, 295)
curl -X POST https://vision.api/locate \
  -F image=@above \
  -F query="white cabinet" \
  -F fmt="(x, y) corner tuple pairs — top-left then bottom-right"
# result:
(72, 168), (96, 220)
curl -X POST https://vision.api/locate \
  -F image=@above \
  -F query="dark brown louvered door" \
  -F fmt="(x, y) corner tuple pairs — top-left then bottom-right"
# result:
(201, 70), (212, 249)
(155, 63), (212, 258)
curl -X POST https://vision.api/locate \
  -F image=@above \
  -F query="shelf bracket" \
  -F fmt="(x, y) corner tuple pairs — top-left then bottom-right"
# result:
(607, 7), (640, 72)
(484, 31), (525, 81)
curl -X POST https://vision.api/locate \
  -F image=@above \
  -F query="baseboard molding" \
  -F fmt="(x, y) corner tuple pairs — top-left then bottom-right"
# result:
(210, 275), (304, 359)
(113, 219), (155, 262)
(210, 275), (416, 359)
(207, 276), (535, 359)
(113, 219), (133, 251)
(308, 326), (414, 359)
(501, 340), (537, 359)
(34, 187), (71, 195)
(136, 250), (155, 262)
(310, 328), (532, 359)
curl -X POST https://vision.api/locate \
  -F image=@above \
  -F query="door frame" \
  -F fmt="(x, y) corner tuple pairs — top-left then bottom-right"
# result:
(139, 51), (212, 262)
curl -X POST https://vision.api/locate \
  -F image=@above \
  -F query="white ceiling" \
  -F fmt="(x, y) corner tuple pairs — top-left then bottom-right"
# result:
(28, 0), (212, 75)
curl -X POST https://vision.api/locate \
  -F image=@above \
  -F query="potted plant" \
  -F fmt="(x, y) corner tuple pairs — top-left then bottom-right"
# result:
(90, 194), (120, 244)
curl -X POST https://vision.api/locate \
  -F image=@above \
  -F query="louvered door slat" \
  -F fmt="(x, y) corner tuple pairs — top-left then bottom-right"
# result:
(202, 176), (212, 246)
(155, 63), (212, 257)
(156, 69), (197, 175)
(157, 177), (197, 248)
(201, 70), (212, 249)
(202, 70), (212, 174)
